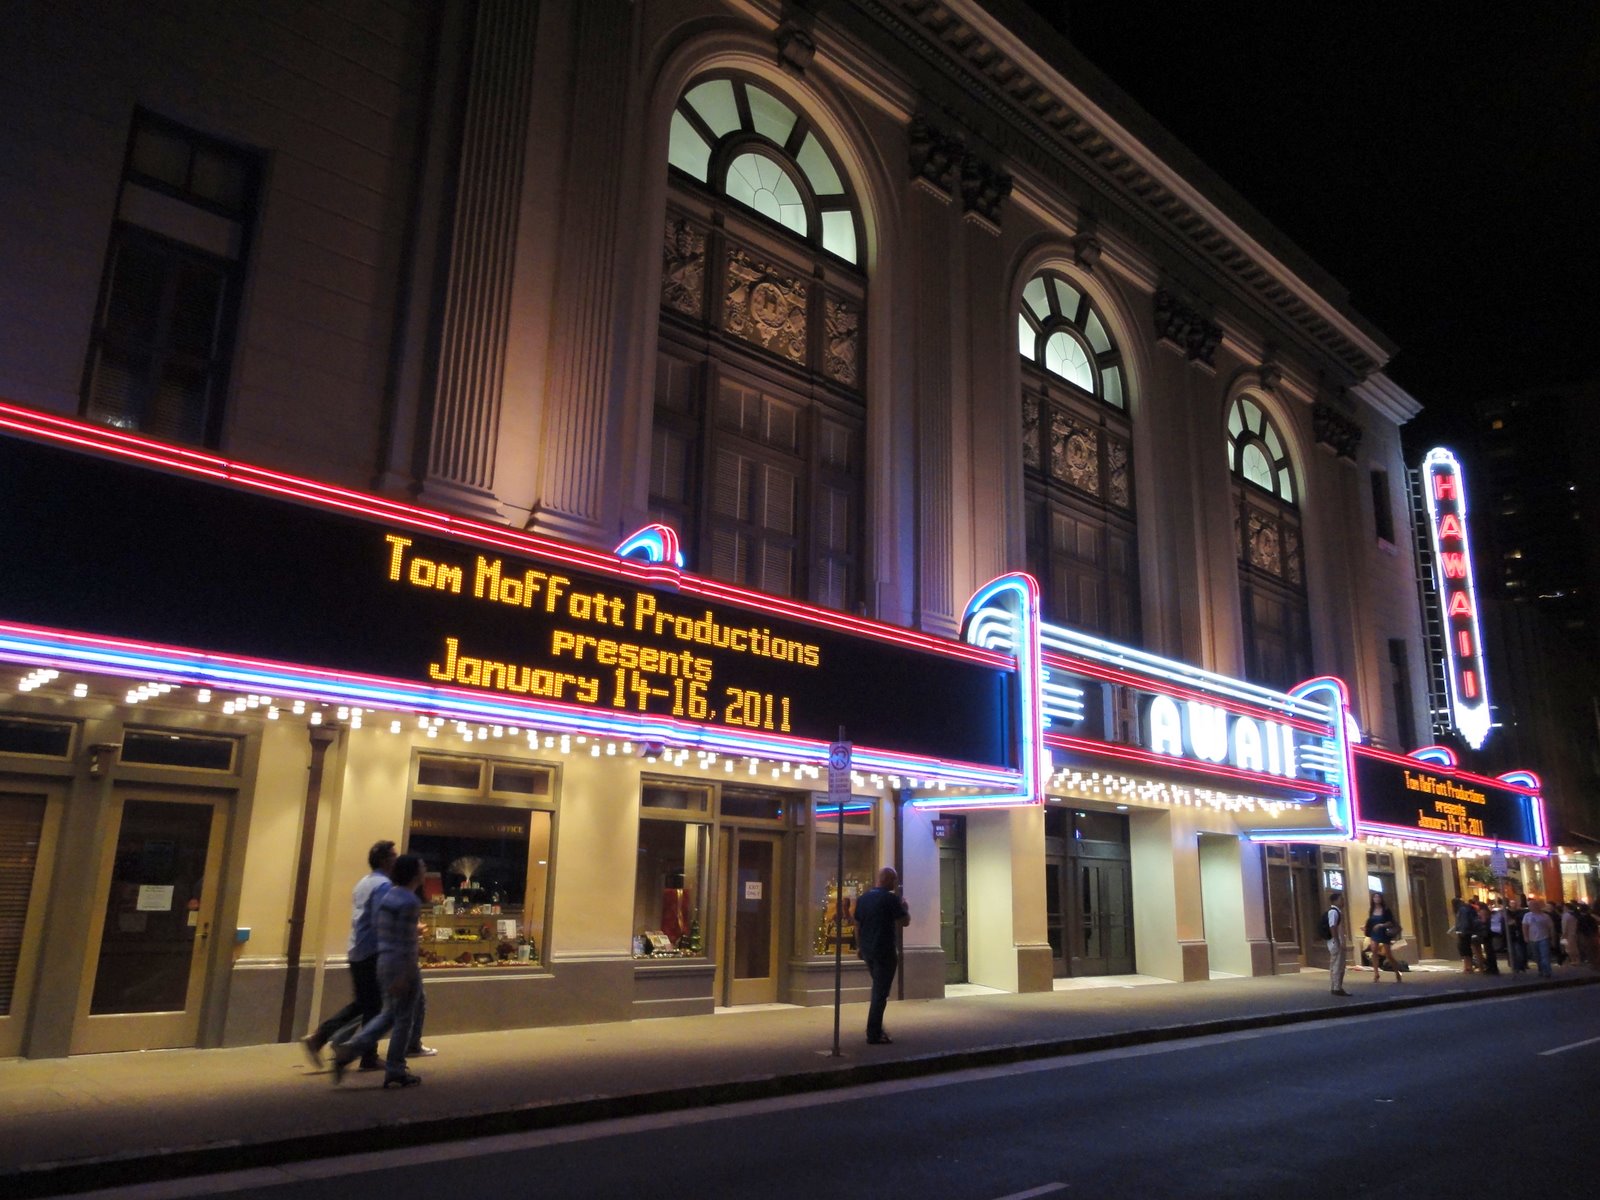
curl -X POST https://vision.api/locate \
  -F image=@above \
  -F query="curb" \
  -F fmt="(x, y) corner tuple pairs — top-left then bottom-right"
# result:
(7, 973), (1595, 1197)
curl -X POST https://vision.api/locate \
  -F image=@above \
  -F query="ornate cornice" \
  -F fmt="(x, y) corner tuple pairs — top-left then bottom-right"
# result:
(1313, 401), (1363, 462)
(846, 0), (1393, 381)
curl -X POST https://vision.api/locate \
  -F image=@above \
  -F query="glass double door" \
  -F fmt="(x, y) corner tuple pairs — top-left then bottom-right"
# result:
(72, 790), (228, 1054)
(1046, 810), (1135, 977)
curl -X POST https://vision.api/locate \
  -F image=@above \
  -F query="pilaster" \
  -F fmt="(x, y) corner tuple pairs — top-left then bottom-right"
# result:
(415, 0), (540, 522)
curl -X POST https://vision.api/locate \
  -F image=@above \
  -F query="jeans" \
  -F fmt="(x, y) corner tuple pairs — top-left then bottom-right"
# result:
(865, 956), (896, 1040)
(310, 955), (380, 1050)
(1530, 938), (1552, 978)
(343, 960), (423, 1076)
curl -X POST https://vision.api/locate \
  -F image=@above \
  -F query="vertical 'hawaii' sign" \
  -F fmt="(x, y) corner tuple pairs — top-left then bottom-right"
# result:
(1423, 447), (1490, 749)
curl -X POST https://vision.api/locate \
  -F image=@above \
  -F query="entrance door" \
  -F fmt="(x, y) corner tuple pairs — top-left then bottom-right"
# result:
(72, 791), (227, 1054)
(1409, 860), (1438, 958)
(1046, 852), (1067, 975)
(1071, 858), (1136, 975)
(726, 831), (781, 1005)
(938, 840), (967, 983)
(0, 786), (61, 1057)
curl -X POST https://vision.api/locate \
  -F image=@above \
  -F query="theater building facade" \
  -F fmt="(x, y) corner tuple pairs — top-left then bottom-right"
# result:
(0, 1), (1558, 1057)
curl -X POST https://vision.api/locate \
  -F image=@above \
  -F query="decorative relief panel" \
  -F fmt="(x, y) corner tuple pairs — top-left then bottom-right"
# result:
(725, 247), (807, 365)
(1050, 411), (1100, 497)
(1022, 394), (1041, 469)
(822, 296), (860, 388)
(1107, 439), (1131, 510)
(1283, 524), (1303, 586)
(662, 216), (707, 318)
(1247, 509), (1281, 576)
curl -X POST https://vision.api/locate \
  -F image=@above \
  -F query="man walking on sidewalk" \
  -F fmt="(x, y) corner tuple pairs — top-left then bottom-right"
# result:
(854, 866), (910, 1045)
(301, 839), (396, 1071)
(1325, 891), (1350, 996)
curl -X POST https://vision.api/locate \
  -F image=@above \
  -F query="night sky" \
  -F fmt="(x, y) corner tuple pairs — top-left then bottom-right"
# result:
(1036, 4), (1600, 443)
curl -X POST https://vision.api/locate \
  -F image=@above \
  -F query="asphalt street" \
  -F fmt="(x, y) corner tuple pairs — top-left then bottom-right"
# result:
(78, 988), (1598, 1200)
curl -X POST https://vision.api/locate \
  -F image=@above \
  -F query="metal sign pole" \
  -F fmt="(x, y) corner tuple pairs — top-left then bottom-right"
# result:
(829, 731), (850, 1058)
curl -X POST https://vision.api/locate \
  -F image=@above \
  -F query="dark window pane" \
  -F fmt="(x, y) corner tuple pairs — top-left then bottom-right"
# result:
(189, 148), (248, 211)
(102, 240), (167, 342)
(417, 757), (482, 790)
(0, 718), (73, 757)
(130, 124), (191, 189)
(719, 787), (788, 821)
(120, 730), (236, 770)
(491, 765), (549, 796)
(169, 263), (224, 356)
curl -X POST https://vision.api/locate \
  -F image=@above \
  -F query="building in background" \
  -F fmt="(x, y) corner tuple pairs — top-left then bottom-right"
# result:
(0, 0), (1557, 1059)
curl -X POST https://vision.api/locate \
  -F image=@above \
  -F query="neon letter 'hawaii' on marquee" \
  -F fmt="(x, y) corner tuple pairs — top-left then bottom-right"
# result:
(1422, 447), (1490, 749)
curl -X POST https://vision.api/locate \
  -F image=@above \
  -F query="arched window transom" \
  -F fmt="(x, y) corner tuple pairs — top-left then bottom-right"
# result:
(1227, 396), (1295, 503)
(1018, 271), (1124, 410)
(668, 76), (859, 263)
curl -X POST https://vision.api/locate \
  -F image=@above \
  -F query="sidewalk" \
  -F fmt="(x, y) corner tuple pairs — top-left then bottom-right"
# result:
(3, 964), (1595, 1197)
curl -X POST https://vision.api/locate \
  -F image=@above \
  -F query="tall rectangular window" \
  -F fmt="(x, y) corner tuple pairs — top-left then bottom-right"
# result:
(1388, 638), (1418, 751)
(1370, 469), (1396, 545)
(81, 111), (260, 447)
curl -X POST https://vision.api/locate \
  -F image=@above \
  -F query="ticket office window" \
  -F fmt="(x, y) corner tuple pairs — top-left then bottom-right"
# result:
(801, 794), (877, 957)
(406, 754), (555, 969)
(634, 782), (711, 958)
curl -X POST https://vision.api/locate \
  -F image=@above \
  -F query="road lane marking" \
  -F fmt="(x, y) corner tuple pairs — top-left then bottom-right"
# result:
(1539, 1034), (1600, 1056)
(992, 1185), (1067, 1200)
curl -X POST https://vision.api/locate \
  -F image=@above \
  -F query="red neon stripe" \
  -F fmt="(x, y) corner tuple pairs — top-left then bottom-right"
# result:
(1042, 651), (1331, 733)
(1353, 744), (1540, 795)
(1043, 732), (1338, 796)
(0, 400), (1006, 668)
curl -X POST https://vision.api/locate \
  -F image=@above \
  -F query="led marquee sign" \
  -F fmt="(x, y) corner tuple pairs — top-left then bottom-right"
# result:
(1422, 447), (1491, 749)
(0, 404), (1016, 776)
(1353, 747), (1545, 854)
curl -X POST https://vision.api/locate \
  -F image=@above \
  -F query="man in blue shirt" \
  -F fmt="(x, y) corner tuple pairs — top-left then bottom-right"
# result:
(853, 866), (910, 1045)
(334, 854), (427, 1087)
(301, 840), (395, 1071)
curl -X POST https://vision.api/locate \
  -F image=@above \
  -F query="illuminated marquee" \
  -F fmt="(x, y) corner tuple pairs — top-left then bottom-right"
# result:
(1353, 746), (1545, 854)
(0, 402), (1017, 777)
(1033, 622), (1352, 835)
(1422, 447), (1491, 749)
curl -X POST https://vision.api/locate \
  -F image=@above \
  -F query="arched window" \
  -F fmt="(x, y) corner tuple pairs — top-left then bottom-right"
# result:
(1226, 395), (1311, 688)
(655, 74), (865, 609)
(1019, 270), (1138, 641)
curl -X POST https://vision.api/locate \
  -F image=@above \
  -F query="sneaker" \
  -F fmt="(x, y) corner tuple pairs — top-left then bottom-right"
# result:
(409, 1045), (439, 1057)
(1331, 989), (1351, 996)
(382, 1071), (422, 1089)
(866, 1033), (893, 1045)
(299, 1034), (325, 1068)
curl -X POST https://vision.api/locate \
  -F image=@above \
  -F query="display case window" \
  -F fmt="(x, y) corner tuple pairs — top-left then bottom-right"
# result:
(406, 753), (555, 969)
(805, 795), (876, 957)
(119, 728), (236, 771)
(632, 818), (710, 958)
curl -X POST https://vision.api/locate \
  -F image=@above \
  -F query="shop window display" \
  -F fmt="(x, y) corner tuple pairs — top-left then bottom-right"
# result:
(408, 798), (551, 969)
(807, 798), (876, 956)
(632, 818), (709, 958)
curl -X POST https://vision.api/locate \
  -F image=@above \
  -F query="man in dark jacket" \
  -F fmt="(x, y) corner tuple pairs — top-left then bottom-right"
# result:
(853, 866), (910, 1045)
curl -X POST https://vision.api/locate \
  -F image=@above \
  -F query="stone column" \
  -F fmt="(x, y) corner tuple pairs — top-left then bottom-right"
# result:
(414, 0), (540, 521)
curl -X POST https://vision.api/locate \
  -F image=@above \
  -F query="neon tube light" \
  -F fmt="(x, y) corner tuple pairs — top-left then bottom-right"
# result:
(1422, 447), (1491, 749)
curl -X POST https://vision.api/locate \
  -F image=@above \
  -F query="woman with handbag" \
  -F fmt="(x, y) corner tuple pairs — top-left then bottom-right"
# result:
(1365, 892), (1403, 983)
